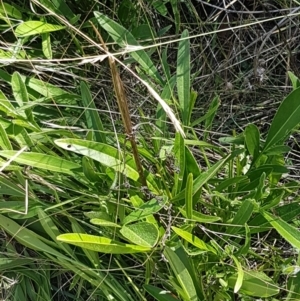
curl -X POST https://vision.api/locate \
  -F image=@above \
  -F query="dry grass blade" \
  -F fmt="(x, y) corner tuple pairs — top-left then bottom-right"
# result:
(89, 22), (147, 188)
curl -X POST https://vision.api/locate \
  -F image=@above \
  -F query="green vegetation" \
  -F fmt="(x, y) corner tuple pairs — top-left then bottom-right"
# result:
(1, 1), (300, 300)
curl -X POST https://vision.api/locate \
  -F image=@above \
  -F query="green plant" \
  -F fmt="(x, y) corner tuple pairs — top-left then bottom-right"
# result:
(1, 1), (300, 301)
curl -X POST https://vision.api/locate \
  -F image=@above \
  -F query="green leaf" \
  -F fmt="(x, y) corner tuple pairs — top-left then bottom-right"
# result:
(57, 233), (151, 254)
(41, 33), (52, 59)
(179, 208), (221, 223)
(0, 214), (68, 259)
(260, 210), (300, 249)
(173, 132), (185, 194)
(286, 271), (300, 301)
(82, 156), (102, 182)
(0, 2), (22, 20)
(0, 123), (12, 150)
(172, 227), (217, 254)
(191, 95), (220, 127)
(231, 255), (244, 293)
(244, 124), (260, 160)
(80, 81), (106, 143)
(11, 71), (28, 107)
(263, 87), (300, 152)
(90, 219), (121, 228)
(228, 270), (279, 297)
(15, 21), (65, 37)
(177, 29), (190, 125)
(120, 222), (159, 247)
(55, 138), (138, 179)
(249, 202), (300, 233)
(0, 151), (81, 175)
(38, 0), (76, 21)
(227, 200), (254, 234)
(172, 154), (230, 202)
(94, 11), (163, 84)
(144, 285), (178, 301)
(37, 208), (74, 258)
(123, 198), (166, 224)
(288, 71), (300, 90)
(204, 95), (220, 140)
(164, 246), (197, 301)
(185, 173), (193, 221)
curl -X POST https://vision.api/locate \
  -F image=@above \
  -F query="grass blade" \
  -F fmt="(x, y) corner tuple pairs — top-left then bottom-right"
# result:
(263, 87), (300, 152)
(177, 29), (190, 125)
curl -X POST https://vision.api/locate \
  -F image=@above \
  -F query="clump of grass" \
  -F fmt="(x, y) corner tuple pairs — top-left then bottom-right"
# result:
(1, 1), (300, 300)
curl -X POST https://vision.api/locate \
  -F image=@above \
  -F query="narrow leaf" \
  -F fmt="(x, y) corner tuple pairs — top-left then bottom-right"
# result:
(15, 21), (65, 37)
(260, 210), (300, 249)
(0, 151), (81, 175)
(263, 87), (300, 151)
(164, 246), (197, 301)
(177, 29), (190, 125)
(57, 233), (151, 254)
(172, 227), (217, 254)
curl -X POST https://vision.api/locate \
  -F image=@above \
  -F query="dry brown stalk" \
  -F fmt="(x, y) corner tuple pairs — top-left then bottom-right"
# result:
(90, 22), (147, 188)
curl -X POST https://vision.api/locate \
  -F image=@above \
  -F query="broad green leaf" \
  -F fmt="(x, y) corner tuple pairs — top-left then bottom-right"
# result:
(15, 21), (65, 37)
(57, 233), (151, 254)
(164, 246), (197, 301)
(179, 208), (221, 223)
(0, 151), (81, 175)
(177, 29), (190, 125)
(227, 199), (254, 234)
(123, 198), (166, 224)
(228, 270), (279, 297)
(244, 124), (260, 160)
(172, 227), (217, 254)
(42, 33), (52, 59)
(144, 285), (178, 301)
(260, 210), (300, 249)
(263, 87), (300, 152)
(120, 222), (159, 247)
(80, 81), (106, 143)
(55, 138), (139, 181)
(94, 11), (163, 84)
